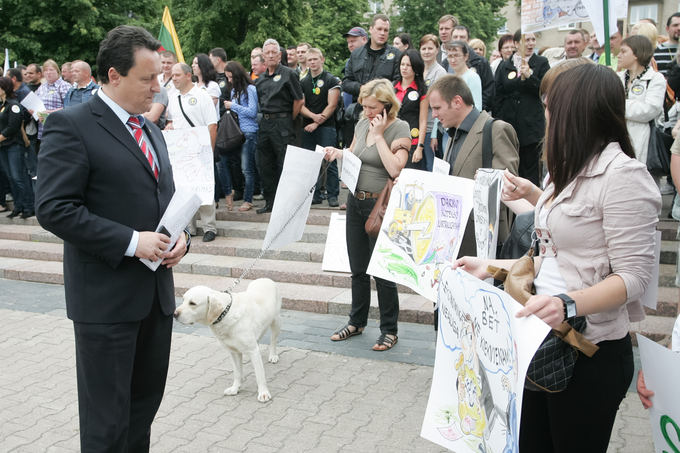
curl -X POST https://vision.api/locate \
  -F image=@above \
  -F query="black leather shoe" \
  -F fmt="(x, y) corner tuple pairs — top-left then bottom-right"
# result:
(7, 210), (21, 218)
(21, 210), (35, 219)
(328, 197), (339, 207)
(256, 204), (273, 214)
(202, 231), (216, 242)
(311, 198), (322, 205)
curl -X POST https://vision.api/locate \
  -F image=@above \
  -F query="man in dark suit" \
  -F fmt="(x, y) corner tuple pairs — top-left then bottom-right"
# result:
(36, 25), (189, 452)
(428, 74), (519, 257)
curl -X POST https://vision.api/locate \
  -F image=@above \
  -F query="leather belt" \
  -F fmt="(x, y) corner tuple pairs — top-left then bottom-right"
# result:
(262, 112), (291, 119)
(355, 190), (380, 200)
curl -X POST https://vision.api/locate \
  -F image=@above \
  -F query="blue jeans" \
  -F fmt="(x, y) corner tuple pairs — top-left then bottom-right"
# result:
(0, 143), (34, 212)
(216, 155), (233, 198)
(423, 135), (435, 172)
(302, 125), (339, 199)
(241, 132), (258, 203)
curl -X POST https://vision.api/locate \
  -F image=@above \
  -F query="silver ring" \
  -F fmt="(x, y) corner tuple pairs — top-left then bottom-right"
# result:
(512, 185), (518, 193)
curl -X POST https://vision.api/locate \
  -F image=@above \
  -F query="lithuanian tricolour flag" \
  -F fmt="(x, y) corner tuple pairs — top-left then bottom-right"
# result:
(158, 6), (185, 63)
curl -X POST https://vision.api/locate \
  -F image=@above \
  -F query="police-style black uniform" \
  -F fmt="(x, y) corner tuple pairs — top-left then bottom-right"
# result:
(300, 70), (340, 128)
(0, 99), (23, 148)
(300, 69), (341, 203)
(255, 64), (304, 208)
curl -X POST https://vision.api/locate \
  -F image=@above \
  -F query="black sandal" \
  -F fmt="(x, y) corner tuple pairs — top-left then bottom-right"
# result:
(372, 333), (398, 351)
(331, 323), (363, 341)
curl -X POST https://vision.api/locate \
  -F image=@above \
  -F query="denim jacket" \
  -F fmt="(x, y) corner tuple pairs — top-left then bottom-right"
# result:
(534, 142), (661, 343)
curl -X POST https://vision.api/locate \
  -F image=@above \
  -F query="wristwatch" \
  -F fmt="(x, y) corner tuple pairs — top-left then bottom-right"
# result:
(555, 293), (577, 320)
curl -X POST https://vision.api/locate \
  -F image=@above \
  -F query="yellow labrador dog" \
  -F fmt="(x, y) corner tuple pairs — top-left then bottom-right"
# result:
(174, 279), (281, 402)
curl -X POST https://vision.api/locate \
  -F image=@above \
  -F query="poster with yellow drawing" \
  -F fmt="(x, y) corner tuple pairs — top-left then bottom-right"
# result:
(421, 269), (550, 452)
(366, 169), (475, 302)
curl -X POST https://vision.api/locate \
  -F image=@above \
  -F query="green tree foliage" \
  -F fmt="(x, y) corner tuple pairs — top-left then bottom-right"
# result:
(297, 0), (369, 76)
(0, 0), (160, 68)
(172, 0), (306, 68)
(391, 0), (507, 47)
(172, 0), (368, 77)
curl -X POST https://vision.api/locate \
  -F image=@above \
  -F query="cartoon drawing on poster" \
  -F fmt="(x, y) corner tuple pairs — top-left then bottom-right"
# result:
(637, 334), (680, 453)
(162, 127), (214, 205)
(421, 268), (550, 452)
(367, 169), (475, 301)
(474, 169), (504, 260)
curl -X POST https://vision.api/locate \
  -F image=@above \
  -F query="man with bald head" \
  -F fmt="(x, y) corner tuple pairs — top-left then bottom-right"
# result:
(64, 61), (100, 107)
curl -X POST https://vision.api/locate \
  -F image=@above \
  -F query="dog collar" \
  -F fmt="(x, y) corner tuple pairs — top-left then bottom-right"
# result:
(212, 292), (233, 325)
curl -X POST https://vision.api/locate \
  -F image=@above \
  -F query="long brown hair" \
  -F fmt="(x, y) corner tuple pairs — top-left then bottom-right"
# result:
(545, 64), (634, 196)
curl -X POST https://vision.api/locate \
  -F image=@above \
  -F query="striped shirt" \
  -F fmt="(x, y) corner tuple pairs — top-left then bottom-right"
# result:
(654, 43), (678, 76)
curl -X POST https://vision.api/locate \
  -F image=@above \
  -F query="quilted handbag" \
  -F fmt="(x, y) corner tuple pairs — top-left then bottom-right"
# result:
(487, 250), (599, 393)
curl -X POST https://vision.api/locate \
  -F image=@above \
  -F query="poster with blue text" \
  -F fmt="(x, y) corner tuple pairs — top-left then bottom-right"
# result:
(366, 169), (475, 302)
(421, 269), (550, 452)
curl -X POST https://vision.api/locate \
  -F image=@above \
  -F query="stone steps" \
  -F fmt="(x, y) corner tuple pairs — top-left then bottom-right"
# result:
(0, 237), (421, 295)
(0, 256), (434, 325)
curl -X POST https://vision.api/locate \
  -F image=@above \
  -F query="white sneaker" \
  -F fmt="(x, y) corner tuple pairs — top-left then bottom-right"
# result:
(659, 178), (675, 195)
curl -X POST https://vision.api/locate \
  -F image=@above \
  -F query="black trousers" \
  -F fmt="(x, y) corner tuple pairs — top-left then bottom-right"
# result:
(73, 296), (173, 453)
(518, 142), (542, 187)
(519, 334), (633, 453)
(345, 193), (399, 334)
(256, 116), (294, 204)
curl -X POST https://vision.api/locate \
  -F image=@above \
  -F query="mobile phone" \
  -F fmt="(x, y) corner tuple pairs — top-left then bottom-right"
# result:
(384, 103), (393, 113)
(158, 225), (171, 238)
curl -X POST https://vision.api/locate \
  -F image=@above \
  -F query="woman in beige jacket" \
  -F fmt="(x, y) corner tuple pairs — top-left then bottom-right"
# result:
(455, 64), (661, 452)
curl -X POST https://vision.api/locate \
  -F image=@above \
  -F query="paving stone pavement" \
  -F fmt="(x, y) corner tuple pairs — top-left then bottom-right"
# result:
(0, 279), (654, 452)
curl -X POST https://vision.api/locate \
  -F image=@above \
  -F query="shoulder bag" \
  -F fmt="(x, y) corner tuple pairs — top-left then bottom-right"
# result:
(216, 109), (245, 153)
(647, 120), (673, 176)
(487, 248), (599, 393)
(365, 178), (394, 238)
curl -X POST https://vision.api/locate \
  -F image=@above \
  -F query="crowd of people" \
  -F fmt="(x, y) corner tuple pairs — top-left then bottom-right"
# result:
(2, 11), (680, 451)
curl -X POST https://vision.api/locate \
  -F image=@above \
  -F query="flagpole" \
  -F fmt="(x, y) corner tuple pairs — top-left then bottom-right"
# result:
(603, 0), (611, 66)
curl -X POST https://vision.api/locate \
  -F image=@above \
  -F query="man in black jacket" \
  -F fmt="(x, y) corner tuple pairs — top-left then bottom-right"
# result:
(441, 25), (495, 112)
(341, 13), (401, 105)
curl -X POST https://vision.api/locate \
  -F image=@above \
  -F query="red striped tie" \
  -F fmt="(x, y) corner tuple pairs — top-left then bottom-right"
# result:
(127, 116), (159, 179)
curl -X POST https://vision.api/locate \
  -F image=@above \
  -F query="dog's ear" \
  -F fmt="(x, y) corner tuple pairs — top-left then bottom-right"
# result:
(205, 295), (224, 324)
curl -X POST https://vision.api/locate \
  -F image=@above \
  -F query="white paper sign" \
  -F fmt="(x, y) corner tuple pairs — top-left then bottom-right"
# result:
(421, 268), (551, 452)
(162, 127), (214, 205)
(473, 169), (504, 260)
(433, 157), (451, 175)
(637, 334), (680, 453)
(367, 168), (475, 302)
(341, 149), (361, 195)
(521, 0), (627, 38)
(20, 91), (46, 121)
(641, 231), (662, 310)
(140, 190), (202, 271)
(321, 213), (351, 273)
(263, 145), (323, 250)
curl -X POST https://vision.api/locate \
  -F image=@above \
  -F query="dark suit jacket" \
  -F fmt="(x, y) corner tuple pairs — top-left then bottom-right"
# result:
(493, 53), (550, 147)
(36, 95), (176, 323)
(445, 110), (519, 257)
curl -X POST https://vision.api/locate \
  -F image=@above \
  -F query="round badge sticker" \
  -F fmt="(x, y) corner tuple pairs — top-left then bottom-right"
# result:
(631, 84), (644, 95)
(219, 80), (226, 88)
(508, 71), (517, 80)
(426, 79), (431, 86)
(317, 79), (324, 87)
(387, 52), (395, 60)
(411, 128), (419, 138)
(313, 87), (321, 95)
(273, 75), (281, 82)
(407, 91), (419, 101)
(188, 97), (197, 105)
(11, 105), (20, 114)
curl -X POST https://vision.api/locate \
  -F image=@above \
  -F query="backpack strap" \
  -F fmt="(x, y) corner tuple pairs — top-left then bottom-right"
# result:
(482, 116), (495, 168)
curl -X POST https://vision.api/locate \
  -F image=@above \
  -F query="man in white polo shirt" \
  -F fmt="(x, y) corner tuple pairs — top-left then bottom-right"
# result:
(166, 62), (219, 242)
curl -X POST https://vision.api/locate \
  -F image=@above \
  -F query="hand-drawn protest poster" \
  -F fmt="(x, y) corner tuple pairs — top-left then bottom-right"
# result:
(521, 0), (627, 36)
(474, 169), (504, 260)
(637, 334), (680, 453)
(367, 169), (475, 301)
(321, 213), (351, 273)
(421, 268), (550, 452)
(263, 145), (323, 250)
(162, 127), (214, 205)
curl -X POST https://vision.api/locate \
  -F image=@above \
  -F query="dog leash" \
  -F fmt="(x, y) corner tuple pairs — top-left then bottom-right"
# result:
(223, 159), (333, 294)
